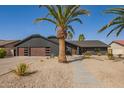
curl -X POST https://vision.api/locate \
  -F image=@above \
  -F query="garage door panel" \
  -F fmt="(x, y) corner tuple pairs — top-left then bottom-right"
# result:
(31, 48), (46, 56)
(18, 48), (24, 56)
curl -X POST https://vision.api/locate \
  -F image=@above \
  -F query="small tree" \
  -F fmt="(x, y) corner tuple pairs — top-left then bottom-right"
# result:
(0, 48), (6, 58)
(78, 34), (85, 41)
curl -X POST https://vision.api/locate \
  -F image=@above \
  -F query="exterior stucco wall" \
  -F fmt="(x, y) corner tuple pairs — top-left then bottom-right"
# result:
(110, 42), (124, 55)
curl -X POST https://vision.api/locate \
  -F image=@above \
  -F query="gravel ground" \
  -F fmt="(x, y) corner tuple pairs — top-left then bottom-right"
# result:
(81, 56), (124, 88)
(0, 56), (124, 88)
(0, 56), (74, 88)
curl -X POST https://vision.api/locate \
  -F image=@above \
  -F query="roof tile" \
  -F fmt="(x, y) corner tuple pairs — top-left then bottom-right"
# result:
(114, 40), (124, 46)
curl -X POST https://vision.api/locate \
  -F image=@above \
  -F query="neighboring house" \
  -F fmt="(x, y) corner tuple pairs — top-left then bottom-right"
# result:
(110, 40), (124, 55)
(68, 40), (108, 55)
(0, 40), (20, 56)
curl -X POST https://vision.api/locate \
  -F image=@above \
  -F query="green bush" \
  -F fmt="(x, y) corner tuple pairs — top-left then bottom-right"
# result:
(0, 48), (6, 58)
(13, 63), (29, 76)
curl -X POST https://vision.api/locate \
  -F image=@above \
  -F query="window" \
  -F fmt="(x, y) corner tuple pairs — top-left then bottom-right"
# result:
(24, 48), (29, 56)
(45, 47), (51, 56)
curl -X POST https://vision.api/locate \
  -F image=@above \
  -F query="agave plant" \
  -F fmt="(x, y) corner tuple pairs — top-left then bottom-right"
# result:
(98, 8), (124, 37)
(34, 5), (89, 62)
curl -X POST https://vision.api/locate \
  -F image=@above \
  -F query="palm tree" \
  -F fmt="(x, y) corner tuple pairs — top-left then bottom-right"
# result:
(34, 5), (89, 62)
(98, 8), (124, 37)
(78, 34), (85, 41)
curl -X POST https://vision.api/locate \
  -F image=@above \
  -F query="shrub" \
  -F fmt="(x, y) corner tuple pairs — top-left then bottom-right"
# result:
(107, 53), (114, 60)
(0, 48), (6, 58)
(13, 63), (29, 76)
(118, 54), (122, 58)
(97, 52), (101, 56)
(84, 51), (92, 58)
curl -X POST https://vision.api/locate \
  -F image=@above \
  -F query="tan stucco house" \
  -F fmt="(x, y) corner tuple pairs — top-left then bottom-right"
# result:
(110, 40), (124, 55)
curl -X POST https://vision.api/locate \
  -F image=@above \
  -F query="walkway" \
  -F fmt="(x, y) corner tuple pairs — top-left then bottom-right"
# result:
(72, 60), (102, 87)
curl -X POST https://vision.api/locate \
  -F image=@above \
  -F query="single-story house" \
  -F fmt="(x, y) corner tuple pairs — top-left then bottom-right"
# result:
(0, 34), (109, 56)
(14, 34), (108, 56)
(0, 40), (20, 56)
(109, 40), (124, 55)
(68, 40), (108, 55)
(14, 34), (78, 56)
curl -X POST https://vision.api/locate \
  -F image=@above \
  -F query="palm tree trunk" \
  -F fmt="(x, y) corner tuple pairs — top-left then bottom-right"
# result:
(58, 38), (67, 62)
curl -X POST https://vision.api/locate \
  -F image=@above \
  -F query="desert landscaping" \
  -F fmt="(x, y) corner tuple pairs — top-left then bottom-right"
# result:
(0, 55), (124, 88)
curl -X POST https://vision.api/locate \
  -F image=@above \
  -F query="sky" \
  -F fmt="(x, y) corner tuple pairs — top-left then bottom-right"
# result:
(0, 5), (124, 44)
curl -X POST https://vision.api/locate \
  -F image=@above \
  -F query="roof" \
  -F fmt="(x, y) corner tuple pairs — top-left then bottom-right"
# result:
(0, 40), (19, 47)
(68, 40), (108, 47)
(15, 34), (58, 47)
(48, 37), (108, 48)
(48, 38), (78, 47)
(15, 34), (108, 48)
(112, 40), (124, 46)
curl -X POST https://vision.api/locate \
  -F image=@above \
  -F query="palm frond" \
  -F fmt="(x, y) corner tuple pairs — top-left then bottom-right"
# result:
(116, 26), (124, 36)
(67, 18), (83, 24)
(67, 25), (75, 34)
(67, 31), (73, 39)
(64, 5), (77, 18)
(66, 5), (80, 21)
(72, 9), (90, 18)
(106, 25), (122, 37)
(98, 25), (108, 33)
(41, 5), (60, 24)
(34, 18), (57, 25)
(98, 19), (124, 33)
(56, 5), (65, 27)
(36, 5), (89, 37)
(105, 8), (124, 15)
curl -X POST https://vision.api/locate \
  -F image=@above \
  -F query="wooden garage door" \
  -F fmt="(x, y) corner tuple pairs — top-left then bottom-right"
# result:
(18, 48), (24, 56)
(31, 48), (46, 56)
